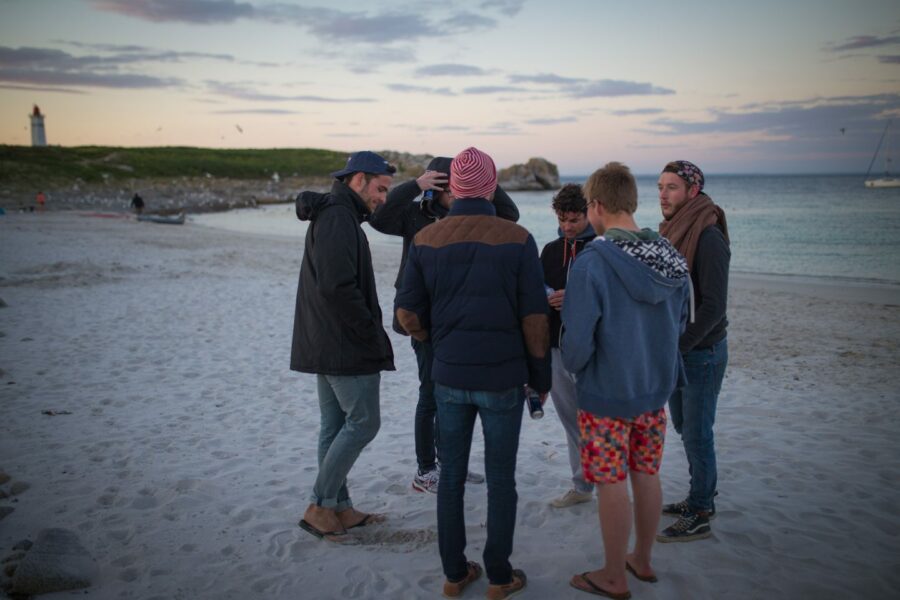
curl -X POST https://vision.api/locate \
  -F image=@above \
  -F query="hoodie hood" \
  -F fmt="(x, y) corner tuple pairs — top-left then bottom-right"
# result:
(587, 238), (688, 305)
(557, 222), (596, 241)
(296, 181), (369, 222)
(295, 190), (330, 221)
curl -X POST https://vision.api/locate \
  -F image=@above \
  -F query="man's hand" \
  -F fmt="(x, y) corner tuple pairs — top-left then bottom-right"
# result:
(417, 170), (448, 192)
(548, 289), (565, 311)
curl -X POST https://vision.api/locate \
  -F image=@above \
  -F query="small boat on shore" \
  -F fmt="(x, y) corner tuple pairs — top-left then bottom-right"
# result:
(137, 212), (186, 225)
(864, 120), (900, 188)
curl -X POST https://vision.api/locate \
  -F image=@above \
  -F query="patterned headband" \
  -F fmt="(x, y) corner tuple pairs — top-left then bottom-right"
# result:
(662, 160), (704, 192)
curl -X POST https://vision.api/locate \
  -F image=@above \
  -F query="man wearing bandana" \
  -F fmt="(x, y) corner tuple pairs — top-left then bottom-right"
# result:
(656, 160), (730, 543)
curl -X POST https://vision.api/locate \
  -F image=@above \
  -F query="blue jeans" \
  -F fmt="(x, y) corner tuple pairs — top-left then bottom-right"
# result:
(312, 373), (381, 510)
(412, 339), (439, 472)
(668, 338), (727, 513)
(434, 383), (523, 585)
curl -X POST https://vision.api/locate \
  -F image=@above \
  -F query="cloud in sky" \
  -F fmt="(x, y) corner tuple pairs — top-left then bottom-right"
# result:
(463, 85), (529, 94)
(611, 108), (665, 116)
(649, 94), (900, 140)
(0, 46), (184, 88)
(0, 83), (86, 94)
(568, 80), (674, 98)
(508, 72), (673, 98)
(92, 1), (505, 45)
(508, 73), (587, 85)
(414, 63), (488, 77)
(480, 0), (526, 17)
(827, 34), (900, 52)
(206, 81), (375, 103)
(526, 116), (577, 125)
(91, 0), (254, 24)
(387, 83), (456, 96)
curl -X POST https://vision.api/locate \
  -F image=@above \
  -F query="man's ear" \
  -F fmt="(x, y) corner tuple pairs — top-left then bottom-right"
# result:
(689, 183), (701, 199)
(347, 172), (366, 194)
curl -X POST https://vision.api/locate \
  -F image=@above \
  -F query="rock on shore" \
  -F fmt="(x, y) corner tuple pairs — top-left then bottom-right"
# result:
(497, 157), (561, 191)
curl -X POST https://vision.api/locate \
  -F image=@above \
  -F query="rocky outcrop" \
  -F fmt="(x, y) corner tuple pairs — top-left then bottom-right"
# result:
(0, 153), (562, 213)
(497, 157), (561, 191)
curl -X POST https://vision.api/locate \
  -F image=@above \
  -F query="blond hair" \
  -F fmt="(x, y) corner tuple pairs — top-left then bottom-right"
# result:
(583, 162), (637, 215)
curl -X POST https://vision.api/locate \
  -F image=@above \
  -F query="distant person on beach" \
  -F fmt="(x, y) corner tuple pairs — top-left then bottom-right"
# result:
(561, 162), (690, 597)
(291, 150), (397, 542)
(36, 191), (46, 212)
(368, 156), (519, 495)
(656, 160), (730, 543)
(539, 183), (597, 509)
(396, 147), (550, 599)
(131, 193), (145, 215)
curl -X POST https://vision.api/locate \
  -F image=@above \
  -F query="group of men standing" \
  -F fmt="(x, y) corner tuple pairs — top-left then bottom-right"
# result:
(289, 147), (729, 599)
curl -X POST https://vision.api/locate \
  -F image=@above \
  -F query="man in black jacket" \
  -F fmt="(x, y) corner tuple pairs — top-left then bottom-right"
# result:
(369, 156), (519, 494)
(292, 151), (397, 542)
(656, 160), (730, 543)
(539, 183), (596, 509)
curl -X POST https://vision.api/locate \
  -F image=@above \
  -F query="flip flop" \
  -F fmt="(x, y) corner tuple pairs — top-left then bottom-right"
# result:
(298, 519), (353, 543)
(347, 512), (386, 529)
(570, 572), (632, 599)
(625, 561), (658, 583)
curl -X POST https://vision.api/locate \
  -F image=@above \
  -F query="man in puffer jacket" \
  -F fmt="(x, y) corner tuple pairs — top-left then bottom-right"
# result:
(395, 147), (549, 599)
(291, 151), (396, 542)
(562, 162), (690, 598)
(369, 156), (519, 494)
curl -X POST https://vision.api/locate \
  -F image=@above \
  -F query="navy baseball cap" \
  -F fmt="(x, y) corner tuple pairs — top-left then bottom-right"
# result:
(331, 151), (396, 179)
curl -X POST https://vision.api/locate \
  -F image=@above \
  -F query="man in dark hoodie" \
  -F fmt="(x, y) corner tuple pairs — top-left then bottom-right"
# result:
(656, 160), (730, 544)
(562, 162), (690, 597)
(539, 183), (597, 509)
(369, 156), (518, 494)
(292, 151), (396, 542)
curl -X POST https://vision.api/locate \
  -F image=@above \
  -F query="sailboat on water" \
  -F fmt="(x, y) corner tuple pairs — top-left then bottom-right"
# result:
(864, 120), (900, 188)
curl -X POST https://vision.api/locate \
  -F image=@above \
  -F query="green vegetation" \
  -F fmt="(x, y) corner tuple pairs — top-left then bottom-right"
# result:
(0, 145), (349, 186)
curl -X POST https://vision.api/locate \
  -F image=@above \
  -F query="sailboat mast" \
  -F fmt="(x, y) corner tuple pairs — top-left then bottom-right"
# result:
(865, 120), (891, 178)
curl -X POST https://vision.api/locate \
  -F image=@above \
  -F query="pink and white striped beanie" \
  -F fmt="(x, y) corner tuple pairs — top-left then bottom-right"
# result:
(450, 147), (497, 200)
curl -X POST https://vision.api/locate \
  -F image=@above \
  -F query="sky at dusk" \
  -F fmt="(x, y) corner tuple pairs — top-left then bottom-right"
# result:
(1, 0), (899, 174)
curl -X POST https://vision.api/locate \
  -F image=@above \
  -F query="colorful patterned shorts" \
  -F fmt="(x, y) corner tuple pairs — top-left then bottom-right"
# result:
(578, 408), (667, 484)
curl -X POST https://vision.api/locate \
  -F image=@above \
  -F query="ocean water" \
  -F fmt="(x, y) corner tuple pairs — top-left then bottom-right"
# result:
(193, 174), (900, 285)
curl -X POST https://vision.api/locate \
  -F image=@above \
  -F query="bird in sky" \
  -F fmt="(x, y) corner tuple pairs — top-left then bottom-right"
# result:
(235, 124), (243, 134)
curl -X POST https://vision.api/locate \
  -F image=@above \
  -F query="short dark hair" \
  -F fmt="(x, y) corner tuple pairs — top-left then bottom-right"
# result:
(551, 183), (587, 214)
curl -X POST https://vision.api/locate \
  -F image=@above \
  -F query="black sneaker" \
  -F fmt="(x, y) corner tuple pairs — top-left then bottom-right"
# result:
(661, 492), (717, 520)
(656, 511), (712, 543)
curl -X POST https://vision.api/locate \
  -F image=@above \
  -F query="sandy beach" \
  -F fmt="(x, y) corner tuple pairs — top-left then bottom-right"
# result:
(1, 211), (899, 600)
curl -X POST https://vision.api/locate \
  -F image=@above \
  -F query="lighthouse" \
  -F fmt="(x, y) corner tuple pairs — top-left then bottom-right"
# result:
(30, 105), (47, 147)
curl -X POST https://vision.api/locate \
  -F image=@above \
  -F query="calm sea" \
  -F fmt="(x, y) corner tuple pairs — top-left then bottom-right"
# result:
(194, 174), (900, 285)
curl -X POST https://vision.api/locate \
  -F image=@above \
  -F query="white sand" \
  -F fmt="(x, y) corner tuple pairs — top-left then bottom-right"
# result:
(1, 211), (898, 599)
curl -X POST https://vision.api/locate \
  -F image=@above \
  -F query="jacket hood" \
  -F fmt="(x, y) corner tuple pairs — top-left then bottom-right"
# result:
(587, 238), (688, 305)
(295, 181), (368, 222)
(557, 222), (596, 241)
(295, 190), (330, 221)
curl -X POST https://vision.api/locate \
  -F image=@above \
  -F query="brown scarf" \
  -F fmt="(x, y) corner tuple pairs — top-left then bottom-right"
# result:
(659, 193), (729, 270)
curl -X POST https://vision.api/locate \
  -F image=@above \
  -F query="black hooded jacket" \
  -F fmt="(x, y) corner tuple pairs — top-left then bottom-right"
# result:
(290, 180), (395, 375)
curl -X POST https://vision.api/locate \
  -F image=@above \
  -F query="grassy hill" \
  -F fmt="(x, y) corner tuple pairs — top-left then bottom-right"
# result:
(0, 145), (352, 187)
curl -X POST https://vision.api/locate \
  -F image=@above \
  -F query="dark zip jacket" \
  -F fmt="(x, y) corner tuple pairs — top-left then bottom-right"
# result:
(290, 180), (395, 375)
(368, 179), (519, 334)
(539, 224), (596, 348)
